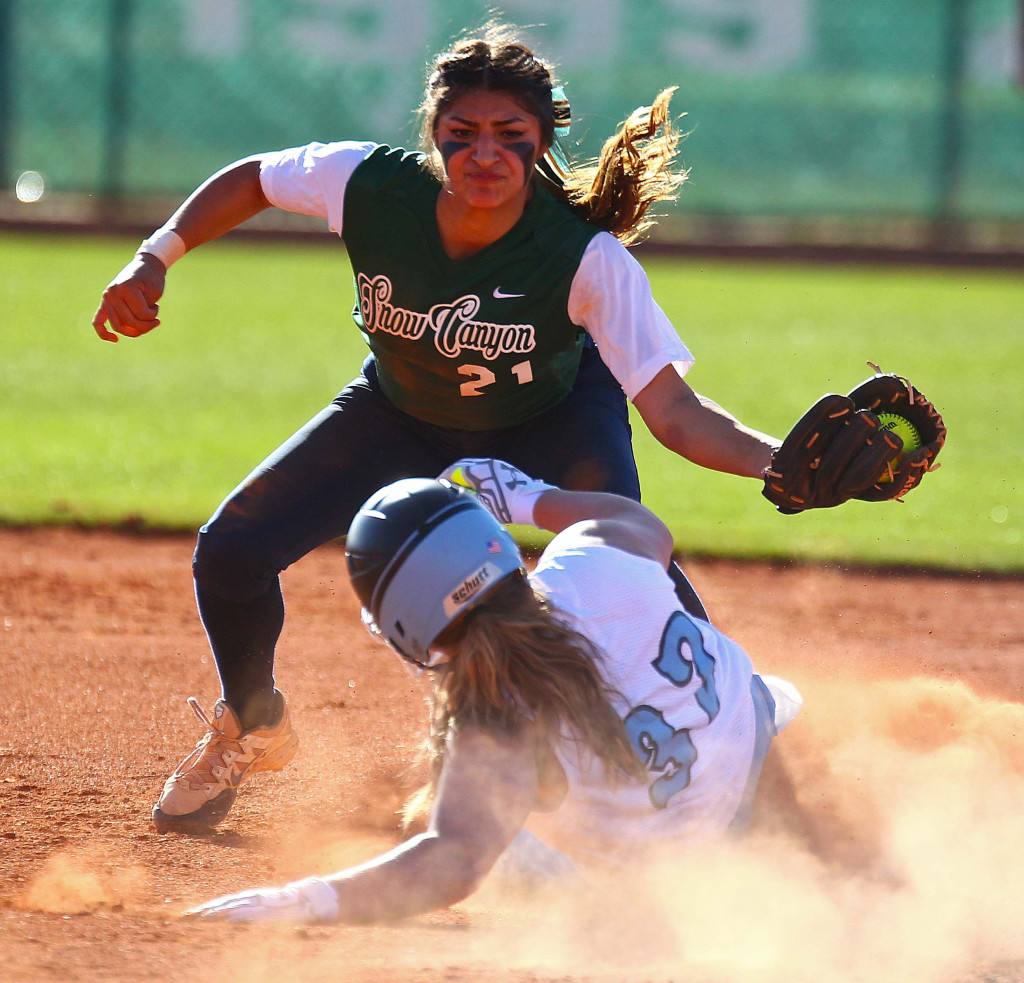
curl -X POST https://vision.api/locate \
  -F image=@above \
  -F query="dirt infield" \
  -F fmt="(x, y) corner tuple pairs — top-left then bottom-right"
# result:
(2, 527), (1022, 983)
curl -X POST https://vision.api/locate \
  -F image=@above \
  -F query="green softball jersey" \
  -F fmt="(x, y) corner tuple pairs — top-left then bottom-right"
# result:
(259, 141), (694, 430)
(342, 146), (600, 429)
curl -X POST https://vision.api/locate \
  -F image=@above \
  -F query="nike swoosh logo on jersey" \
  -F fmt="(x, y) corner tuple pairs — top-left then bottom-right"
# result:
(493, 287), (526, 299)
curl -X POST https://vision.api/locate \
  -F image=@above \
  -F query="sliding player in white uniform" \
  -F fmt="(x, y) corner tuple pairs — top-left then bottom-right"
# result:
(187, 459), (801, 924)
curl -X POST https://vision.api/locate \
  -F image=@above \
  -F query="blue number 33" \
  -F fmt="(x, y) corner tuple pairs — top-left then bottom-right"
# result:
(624, 612), (720, 809)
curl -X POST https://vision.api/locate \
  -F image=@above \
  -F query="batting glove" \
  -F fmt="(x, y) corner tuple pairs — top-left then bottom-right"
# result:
(183, 876), (339, 924)
(439, 458), (557, 526)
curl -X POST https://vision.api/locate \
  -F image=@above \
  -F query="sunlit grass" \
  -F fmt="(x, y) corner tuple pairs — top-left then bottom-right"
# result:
(2, 232), (1020, 571)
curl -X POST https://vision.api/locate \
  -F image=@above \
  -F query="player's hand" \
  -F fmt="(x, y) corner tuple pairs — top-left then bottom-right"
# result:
(92, 252), (166, 342)
(183, 876), (339, 924)
(490, 829), (582, 891)
(439, 458), (556, 525)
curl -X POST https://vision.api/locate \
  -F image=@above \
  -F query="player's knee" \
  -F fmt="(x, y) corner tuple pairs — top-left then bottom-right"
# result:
(193, 523), (276, 603)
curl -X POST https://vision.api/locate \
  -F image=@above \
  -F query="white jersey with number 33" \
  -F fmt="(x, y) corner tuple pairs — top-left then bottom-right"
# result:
(527, 529), (761, 866)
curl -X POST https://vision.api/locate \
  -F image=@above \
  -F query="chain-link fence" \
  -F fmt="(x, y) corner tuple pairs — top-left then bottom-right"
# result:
(2, 0), (1023, 247)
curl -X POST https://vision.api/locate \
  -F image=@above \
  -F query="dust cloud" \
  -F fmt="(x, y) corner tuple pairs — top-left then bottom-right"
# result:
(470, 674), (1024, 982)
(16, 846), (148, 915)
(15, 675), (1019, 983)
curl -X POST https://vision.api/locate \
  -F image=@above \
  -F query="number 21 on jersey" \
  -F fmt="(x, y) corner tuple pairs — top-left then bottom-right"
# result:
(459, 360), (533, 396)
(624, 611), (721, 809)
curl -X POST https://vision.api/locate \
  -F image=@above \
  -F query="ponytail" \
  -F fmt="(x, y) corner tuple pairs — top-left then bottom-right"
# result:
(548, 88), (688, 246)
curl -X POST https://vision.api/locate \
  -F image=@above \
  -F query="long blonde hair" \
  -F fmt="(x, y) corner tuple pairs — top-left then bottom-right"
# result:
(417, 23), (687, 245)
(403, 572), (644, 825)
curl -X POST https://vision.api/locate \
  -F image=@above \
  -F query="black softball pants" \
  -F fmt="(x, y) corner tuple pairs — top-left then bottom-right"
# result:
(192, 347), (707, 728)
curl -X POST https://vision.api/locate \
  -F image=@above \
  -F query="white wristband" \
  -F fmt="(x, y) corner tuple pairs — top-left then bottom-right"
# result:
(138, 228), (187, 269)
(290, 876), (341, 923)
(507, 485), (555, 527)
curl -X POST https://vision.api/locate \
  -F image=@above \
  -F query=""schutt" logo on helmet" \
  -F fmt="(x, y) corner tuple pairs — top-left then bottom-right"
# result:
(444, 562), (500, 616)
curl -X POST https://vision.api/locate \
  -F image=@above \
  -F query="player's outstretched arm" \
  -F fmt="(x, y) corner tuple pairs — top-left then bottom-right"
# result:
(92, 156), (270, 342)
(186, 723), (539, 924)
(440, 458), (675, 567)
(531, 488), (676, 567)
(632, 363), (780, 478)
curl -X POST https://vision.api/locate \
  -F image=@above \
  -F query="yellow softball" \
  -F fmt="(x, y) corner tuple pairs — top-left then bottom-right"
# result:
(875, 413), (922, 482)
(877, 413), (922, 455)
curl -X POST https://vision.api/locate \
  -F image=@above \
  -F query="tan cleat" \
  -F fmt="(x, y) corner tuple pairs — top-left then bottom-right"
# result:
(152, 690), (298, 833)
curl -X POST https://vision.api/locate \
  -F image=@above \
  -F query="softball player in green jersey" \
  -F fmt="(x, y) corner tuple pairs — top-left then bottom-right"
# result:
(91, 24), (782, 835)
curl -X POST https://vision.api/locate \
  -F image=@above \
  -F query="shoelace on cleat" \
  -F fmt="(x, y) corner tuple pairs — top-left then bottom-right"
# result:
(176, 697), (246, 786)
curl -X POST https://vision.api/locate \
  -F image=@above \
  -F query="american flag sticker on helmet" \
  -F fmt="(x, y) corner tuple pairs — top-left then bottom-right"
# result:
(487, 540), (502, 553)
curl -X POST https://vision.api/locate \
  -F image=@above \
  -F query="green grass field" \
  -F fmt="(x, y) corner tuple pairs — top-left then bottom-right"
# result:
(2, 231), (1021, 572)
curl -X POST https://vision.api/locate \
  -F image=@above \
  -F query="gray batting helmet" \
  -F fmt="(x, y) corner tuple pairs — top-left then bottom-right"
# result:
(345, 478), (525, 668)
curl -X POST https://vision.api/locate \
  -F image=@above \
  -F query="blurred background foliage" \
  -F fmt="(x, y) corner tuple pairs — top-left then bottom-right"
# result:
(2, 0), (1023, 250)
